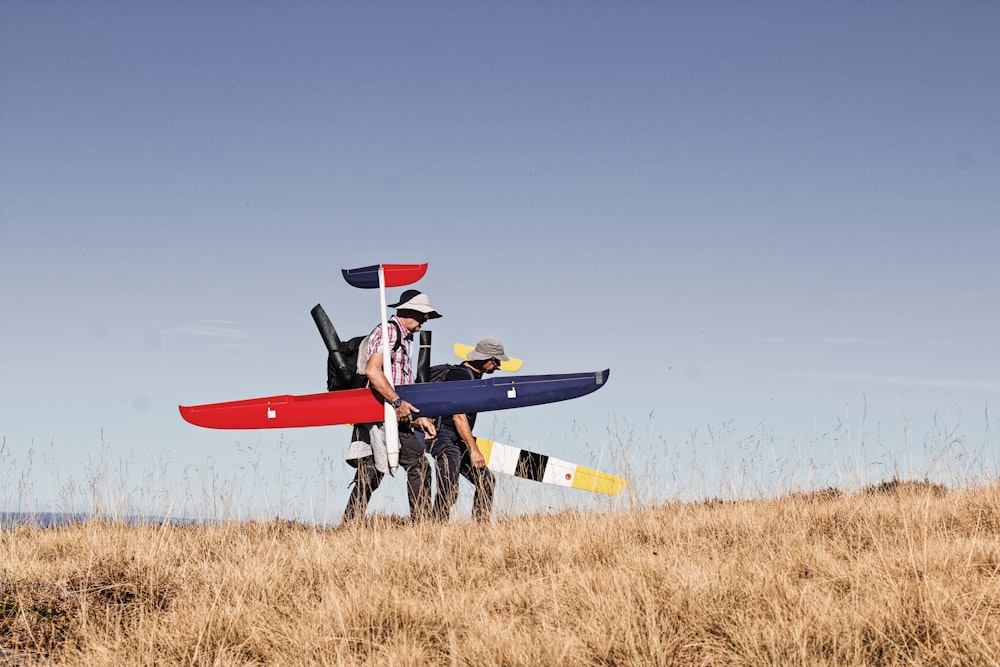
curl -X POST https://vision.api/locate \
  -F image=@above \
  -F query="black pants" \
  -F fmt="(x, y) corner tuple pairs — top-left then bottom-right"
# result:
(430, 427), (495, 523)
(343, 425), (432, 523)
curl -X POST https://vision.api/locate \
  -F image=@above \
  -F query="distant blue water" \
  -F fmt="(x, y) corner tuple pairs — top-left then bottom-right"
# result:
(0, 512), (206, 528)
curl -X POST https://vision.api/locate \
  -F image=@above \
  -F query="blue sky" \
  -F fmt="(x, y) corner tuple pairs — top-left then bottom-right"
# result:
(2, 1), (998, 521)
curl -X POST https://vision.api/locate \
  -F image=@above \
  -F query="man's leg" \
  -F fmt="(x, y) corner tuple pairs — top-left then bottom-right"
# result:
(430, 430), (462, 522)
(460, 446), (495, 522)
(342, 455), (382, 524)
(470, 468), (495, 522)
(398, 430), (432, 522)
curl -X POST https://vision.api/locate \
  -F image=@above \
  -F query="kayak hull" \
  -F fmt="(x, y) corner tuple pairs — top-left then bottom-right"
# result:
(180, 369), (609, 430)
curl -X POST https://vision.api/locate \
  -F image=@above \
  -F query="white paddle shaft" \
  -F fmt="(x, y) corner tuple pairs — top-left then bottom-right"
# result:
(378, 267), (400, 474)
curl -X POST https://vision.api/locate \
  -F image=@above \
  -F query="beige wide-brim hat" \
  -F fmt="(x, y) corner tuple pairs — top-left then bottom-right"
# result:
(389, 289), (442, 319)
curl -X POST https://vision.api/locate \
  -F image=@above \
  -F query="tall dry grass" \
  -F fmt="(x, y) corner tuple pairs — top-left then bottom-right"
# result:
(4, 479), (1000, 666)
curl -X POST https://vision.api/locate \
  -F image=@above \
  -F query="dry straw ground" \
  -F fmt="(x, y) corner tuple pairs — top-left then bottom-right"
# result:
(3, 479), (1000, 666)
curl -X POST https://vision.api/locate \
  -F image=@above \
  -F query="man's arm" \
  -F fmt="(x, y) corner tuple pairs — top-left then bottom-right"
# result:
(365, 352), (417, 422)
(452, 413), (485, 468)
(364, 351), (436, 437)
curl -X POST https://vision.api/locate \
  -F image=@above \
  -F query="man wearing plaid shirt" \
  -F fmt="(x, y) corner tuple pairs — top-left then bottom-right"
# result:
(343, 290), (441, 525)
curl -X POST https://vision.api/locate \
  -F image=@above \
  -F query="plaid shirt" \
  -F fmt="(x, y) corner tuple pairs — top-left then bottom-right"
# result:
(364, 316), (413, 386)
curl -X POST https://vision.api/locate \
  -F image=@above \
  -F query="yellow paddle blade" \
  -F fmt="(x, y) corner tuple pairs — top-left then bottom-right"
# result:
(453, 343), (523, 372)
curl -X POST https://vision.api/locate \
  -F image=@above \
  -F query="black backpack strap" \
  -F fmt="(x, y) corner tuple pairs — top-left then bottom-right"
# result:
(389, 318), (405, 353)
(371, 318), (406, 354)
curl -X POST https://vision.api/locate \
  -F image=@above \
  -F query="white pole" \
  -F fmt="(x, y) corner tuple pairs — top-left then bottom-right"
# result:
(379, 266), (400, 474)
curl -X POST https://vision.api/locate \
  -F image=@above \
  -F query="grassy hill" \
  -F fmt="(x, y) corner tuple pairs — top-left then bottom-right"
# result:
(3, 479), (999, 665)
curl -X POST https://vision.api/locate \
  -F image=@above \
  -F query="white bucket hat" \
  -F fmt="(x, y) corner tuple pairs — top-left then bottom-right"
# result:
(389, 289), (442, 319)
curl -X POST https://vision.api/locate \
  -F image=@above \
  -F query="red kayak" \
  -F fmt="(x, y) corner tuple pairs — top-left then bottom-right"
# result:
(180, 387), (384, 430)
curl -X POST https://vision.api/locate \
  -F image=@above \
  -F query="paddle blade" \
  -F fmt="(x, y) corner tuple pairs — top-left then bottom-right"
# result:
(453, 343), (523, 372)
(342, 263), (428, 289)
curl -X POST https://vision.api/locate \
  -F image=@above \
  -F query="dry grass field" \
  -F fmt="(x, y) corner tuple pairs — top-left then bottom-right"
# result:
(3, 478), (1000, 666)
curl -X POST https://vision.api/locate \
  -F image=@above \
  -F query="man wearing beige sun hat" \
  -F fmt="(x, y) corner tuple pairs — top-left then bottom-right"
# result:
(343, 289), (442, 525)
(428, 336), (511, 523)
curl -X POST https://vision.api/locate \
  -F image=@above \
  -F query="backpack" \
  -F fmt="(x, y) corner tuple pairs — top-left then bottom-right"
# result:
(327, 319), (404, 391)
(426, 363), (474, 384)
